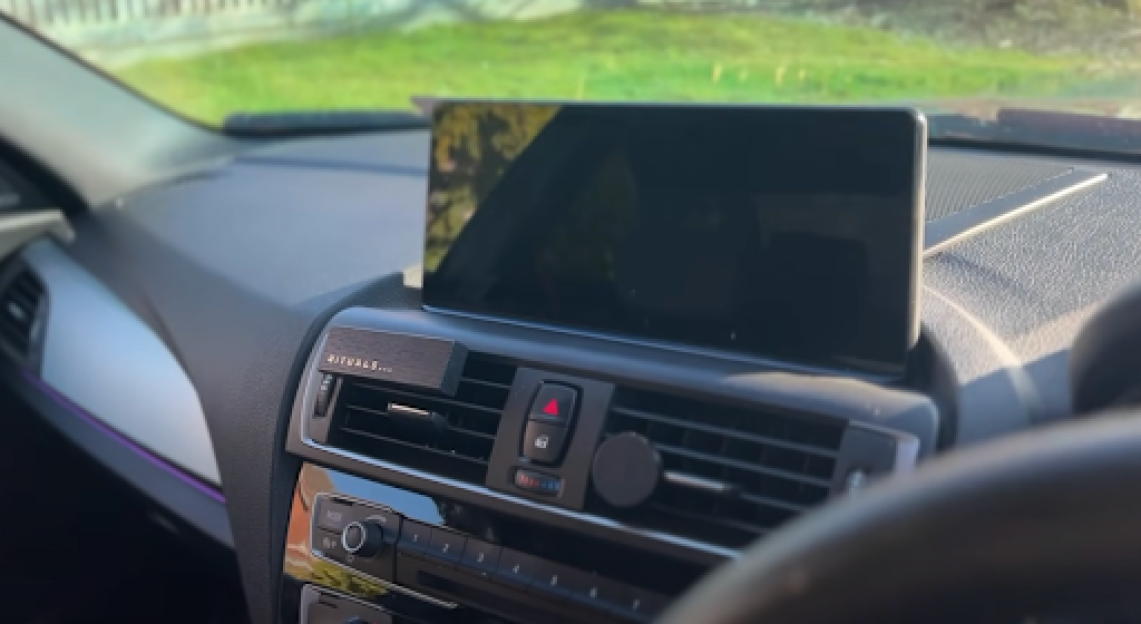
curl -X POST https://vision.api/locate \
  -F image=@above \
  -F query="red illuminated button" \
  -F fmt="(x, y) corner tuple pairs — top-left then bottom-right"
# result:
(528, 383), (578, 425)
(514, 468), (562, 496)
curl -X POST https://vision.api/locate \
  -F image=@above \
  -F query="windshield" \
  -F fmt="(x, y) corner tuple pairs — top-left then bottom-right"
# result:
(3, 0), (1139, 151)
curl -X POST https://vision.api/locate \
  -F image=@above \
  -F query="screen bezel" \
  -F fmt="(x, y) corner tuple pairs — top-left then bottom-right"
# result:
(421, 100), (927, 378)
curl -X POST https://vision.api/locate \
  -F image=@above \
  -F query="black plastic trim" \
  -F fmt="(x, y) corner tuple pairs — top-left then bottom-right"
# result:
(286, 306), (937, 567)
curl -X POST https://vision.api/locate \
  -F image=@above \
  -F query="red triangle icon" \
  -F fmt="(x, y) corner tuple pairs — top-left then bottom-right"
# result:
(542, 398), (560, 416)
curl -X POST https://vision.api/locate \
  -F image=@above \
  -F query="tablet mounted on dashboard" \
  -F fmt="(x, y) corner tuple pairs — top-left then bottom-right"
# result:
(422, 102), (926, 377)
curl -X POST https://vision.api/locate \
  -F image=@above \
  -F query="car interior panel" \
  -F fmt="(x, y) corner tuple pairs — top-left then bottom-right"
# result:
(6, 6), (1141, 624)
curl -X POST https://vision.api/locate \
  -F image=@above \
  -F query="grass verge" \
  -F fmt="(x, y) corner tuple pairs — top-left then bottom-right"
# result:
(115, 9), (1109, 125)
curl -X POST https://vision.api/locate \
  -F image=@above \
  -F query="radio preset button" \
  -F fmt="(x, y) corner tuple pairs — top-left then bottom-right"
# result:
(426, 529), (466, 567)
(397, 520), (434, 558)
(530, 560), (588, 602)
(459, 539), (501, 578)
(615, 586), (669, 620)
(493, 548), (539, 590)
(571, 574), (623, 611)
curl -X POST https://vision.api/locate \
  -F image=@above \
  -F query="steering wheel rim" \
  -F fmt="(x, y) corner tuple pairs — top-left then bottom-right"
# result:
(660, 412), (1141, 624)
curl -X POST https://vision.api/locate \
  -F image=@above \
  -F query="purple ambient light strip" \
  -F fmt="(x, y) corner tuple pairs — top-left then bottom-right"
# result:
(22, 370), (226, 504)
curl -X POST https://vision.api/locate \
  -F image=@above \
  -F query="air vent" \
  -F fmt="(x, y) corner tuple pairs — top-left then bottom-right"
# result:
(0, 173), (18, 209)
(597, 387), (846, 549)
(328, 355), (517, 485)
(0, 269), (44, 359)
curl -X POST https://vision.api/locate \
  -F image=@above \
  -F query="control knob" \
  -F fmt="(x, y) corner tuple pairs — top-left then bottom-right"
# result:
(341, 520), (384, 558)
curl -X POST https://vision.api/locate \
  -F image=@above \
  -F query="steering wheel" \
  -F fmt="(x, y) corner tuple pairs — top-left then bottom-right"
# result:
(659, 412), (1141, 624)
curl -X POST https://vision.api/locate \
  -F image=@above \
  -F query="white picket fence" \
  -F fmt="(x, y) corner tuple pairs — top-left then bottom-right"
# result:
(0, 0), (626, 27)
(0, 0), (302, 26)
(0, 0), (772, 66)
(0, 0), (592, 65)
(0, 0), (773, 29)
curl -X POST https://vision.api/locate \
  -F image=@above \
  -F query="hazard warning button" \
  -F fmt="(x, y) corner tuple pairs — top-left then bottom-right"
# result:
(527, 383), (578, 426)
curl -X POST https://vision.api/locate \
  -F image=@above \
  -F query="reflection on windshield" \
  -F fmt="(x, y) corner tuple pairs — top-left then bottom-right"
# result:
(3, 0), (1140, 147)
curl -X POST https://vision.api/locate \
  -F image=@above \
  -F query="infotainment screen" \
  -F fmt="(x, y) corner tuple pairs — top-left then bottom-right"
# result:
(423, 102), (925, 375)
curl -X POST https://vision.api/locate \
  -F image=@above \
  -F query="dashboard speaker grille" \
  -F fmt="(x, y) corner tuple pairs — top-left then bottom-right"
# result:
(597, 387), (846, 549)
(925, 152), (1072, 222)
(329, 355), (516, 485)
(0, 269), (44, 359)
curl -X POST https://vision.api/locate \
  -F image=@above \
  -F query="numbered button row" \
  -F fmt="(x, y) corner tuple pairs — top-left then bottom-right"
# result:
(317, 498), (667, 621)
(397, 520), (485, 570)
(502, 550), (667, 620)
(396, 519), (664, 621)
(397, 521), (524, 589)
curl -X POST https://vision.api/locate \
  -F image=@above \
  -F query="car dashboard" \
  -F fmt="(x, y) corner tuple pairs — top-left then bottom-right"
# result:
(1, 128), (1139, 624)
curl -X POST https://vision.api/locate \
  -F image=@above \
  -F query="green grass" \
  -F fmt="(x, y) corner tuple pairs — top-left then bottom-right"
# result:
(116, 9), (1115, 125)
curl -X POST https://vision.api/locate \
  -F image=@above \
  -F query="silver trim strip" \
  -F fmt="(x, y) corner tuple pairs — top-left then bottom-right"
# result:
(387, 403), (432, 419)
(21, 239), (222, 485)
(663, 471), (738, 495)
(924, 169), (1108, 255)
(308, 492), (459, 609)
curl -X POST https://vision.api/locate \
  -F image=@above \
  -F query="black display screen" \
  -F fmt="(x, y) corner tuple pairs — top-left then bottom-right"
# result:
(423, 102), (925, 375)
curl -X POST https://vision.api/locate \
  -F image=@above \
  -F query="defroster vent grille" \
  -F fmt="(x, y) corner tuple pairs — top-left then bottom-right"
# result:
(598, 387), (846, 549)
(329, 355), (517, 485)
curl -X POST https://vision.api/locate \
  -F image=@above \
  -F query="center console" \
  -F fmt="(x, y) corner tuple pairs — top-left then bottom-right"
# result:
(283, 462), (683, 624)
(278, 102), (936, 623)
(280, 307), (937, 623)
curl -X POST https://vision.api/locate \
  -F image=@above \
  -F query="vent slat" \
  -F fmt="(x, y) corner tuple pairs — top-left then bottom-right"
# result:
(352, 381), (503, 416)
(342, 403), (498, 442)
(446, 428), (497, 442)
(652, 442), (832, 488)
(11, 277), (40, 300)
(340, 424), (490, 466)
(610, 406), (839, 459)
(458, 376), (513, 391)
(6, 290), (38, 315)
(0, 269), (43, 359)
(329, 354), (515, 485)
(0, 320), (29, 351)
(737, 491), (813, 515)
(645, 503), (772, 538)
(600, 386), (846, 549)
(1, 303), (32, 330)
